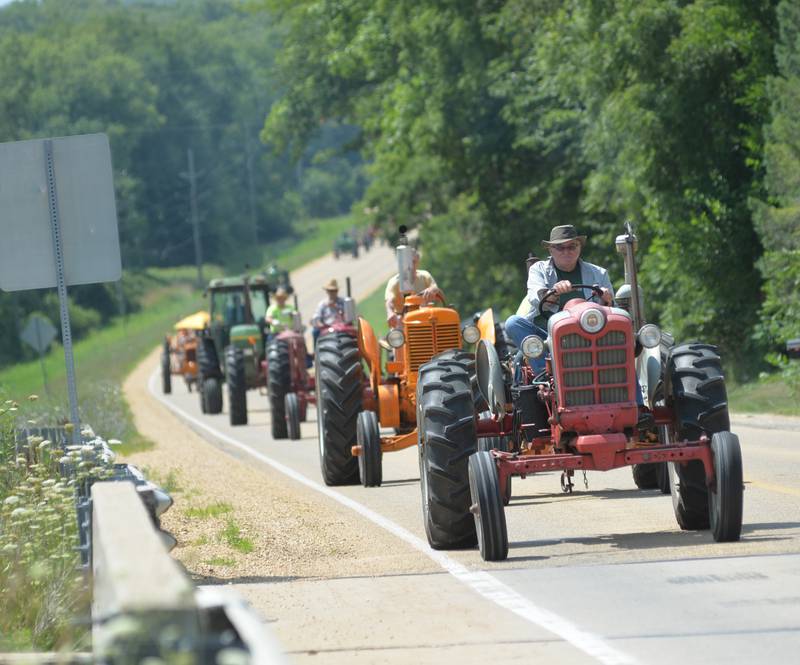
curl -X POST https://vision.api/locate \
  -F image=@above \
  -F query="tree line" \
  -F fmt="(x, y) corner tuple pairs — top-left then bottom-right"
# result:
(264, 0), (798, 379)
(0, 0), (364, 368)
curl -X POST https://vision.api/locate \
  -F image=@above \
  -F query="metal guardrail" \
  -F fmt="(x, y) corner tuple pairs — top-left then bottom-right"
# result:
(15, 425), (285, 662)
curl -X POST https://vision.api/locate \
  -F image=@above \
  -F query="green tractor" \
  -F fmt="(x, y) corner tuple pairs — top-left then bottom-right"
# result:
(333, 231), (359, 259)
(196, 274), (271, 425)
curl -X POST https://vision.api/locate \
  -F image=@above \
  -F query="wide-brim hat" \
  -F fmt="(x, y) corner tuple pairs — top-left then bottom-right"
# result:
(275, 286), (288, 297)
(323, 278), (339, 291)
(541, 224), (587, 248)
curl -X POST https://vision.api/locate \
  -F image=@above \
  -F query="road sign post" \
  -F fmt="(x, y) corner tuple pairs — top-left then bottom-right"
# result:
(0, 133), (121, 442)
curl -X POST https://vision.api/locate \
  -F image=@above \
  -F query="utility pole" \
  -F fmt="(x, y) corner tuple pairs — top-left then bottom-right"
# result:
(243, 122), (259, 245)
(184, 148), (204, 288)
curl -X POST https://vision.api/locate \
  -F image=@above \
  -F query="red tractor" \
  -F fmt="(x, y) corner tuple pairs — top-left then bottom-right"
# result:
(416, 222), (743, 560)
(265, 298), (316, 440)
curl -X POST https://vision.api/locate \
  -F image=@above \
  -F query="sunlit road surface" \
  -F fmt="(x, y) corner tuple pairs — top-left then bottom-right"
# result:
(148, 246), (800, 664)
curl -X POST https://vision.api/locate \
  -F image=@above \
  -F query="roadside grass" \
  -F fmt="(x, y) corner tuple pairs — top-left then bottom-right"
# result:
(260, 214), (364, 273)
(205, 556), (236, 567)
(185, 501), (233, 519)
(142, 467), (183, 494)
(0, 407), (90, 652)
(219, 521), (254, 554)
(728, 373), (800, 417)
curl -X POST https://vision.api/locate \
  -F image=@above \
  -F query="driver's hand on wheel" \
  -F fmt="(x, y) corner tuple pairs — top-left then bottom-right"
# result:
(419, 286), (443, 303)
(599, 287), (613, 306)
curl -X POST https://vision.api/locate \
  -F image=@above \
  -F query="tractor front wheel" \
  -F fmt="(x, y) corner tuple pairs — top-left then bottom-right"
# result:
(709, 431), (743, 542)
(357, 410), (382, 487)
(202, 377), (223, 415)
(285, 393), (301, 440)
(225, 347), (248, 426)
(417, 356), (477, 549)
(478, 436), (511, 504)
(469, 451), (508, 561)
(161, 340), (172, 395)
(316, 332), (363, 485)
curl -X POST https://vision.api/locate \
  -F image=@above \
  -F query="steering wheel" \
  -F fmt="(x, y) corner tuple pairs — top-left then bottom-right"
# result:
(537, 283), (605, 317)
(422, 289), (446, 306)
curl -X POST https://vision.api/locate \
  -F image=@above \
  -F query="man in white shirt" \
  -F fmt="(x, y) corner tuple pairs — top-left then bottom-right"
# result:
(384, 249), (443, 328)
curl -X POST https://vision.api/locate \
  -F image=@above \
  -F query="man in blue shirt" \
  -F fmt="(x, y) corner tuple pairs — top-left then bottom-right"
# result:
(505, 225), (613, 352)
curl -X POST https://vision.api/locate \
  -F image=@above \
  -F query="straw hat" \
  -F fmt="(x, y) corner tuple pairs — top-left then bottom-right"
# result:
(323, 278), (339, 291)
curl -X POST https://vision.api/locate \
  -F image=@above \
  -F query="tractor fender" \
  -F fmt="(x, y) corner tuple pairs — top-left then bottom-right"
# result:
(476, 309), (496, 345)
(357, 316), (382, 394)
(378, 383), (400, 428)
(636, 345), (662, 408)
(476, 339), (506, 418)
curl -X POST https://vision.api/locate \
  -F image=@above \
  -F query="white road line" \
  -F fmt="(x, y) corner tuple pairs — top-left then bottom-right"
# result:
(148, 369), (636, 665)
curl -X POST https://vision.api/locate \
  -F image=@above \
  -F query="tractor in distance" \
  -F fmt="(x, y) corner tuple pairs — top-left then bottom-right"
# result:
(160, 310), (209, 394)
(315, 227), (485, 488)
(416, 221), (743, 561)
(333, 231), (360, 259)
(196, 274), (272, 425)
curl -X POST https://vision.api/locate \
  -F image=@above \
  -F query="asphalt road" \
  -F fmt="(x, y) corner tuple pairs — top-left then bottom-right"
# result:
(146, 244), (800, 664)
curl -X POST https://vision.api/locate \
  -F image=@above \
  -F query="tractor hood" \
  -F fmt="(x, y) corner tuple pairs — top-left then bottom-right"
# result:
(229, 323), (261, 348)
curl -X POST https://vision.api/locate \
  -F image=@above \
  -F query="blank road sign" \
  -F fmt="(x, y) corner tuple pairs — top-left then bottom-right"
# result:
(0, 133), (121, 292)
(21, 314), (58, 353)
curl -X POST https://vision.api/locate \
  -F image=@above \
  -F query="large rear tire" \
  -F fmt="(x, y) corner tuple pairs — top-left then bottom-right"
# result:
(267, 339), (290, 439)
(161, 340), (172, 395)
(357, 410), (382, 487)
(668, 343), (730, 530)
(417, 357), (477, 549)
(632, 463), (659, 490)
(433, 349), (487, 412)
(709, 431), (743, 542)
(225, 347), (248, 426)
(469, 451), (508, 561)
(316, 332), (363, 485)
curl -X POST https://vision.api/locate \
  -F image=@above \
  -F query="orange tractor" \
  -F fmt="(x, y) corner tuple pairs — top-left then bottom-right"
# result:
(160, 311), (209, 394)
(315, 228), (495, 487)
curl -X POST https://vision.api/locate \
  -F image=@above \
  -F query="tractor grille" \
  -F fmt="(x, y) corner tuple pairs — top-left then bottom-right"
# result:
(559, 329), (631, 406)
(407, 323), (461, 372)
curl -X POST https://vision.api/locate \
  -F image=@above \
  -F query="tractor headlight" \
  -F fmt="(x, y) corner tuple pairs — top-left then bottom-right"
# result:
(462, 324), (480, 344)
(521, 335), (544, 359)
(638, 324), (661, 348)
(386, 328), (405, 348)
(579, 308), (606, 334)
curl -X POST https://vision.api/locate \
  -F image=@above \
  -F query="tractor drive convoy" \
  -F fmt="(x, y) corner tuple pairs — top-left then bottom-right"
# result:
(161, 221), (744, 564)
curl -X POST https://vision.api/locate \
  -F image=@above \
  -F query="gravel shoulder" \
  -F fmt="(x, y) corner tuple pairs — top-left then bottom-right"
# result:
(122, 347), (436, 583)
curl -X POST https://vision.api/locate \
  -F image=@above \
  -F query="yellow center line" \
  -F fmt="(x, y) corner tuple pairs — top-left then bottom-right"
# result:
(746, 479), (800, 497)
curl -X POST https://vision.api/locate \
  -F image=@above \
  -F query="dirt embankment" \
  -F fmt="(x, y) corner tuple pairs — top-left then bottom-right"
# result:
(122, 348), (433, 584)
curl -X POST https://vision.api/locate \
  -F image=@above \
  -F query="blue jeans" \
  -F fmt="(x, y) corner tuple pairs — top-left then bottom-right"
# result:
(504, 315), (643, 405)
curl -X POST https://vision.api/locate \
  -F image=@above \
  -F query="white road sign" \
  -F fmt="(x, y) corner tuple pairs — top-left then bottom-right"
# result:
(0, 133), (121, 292)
